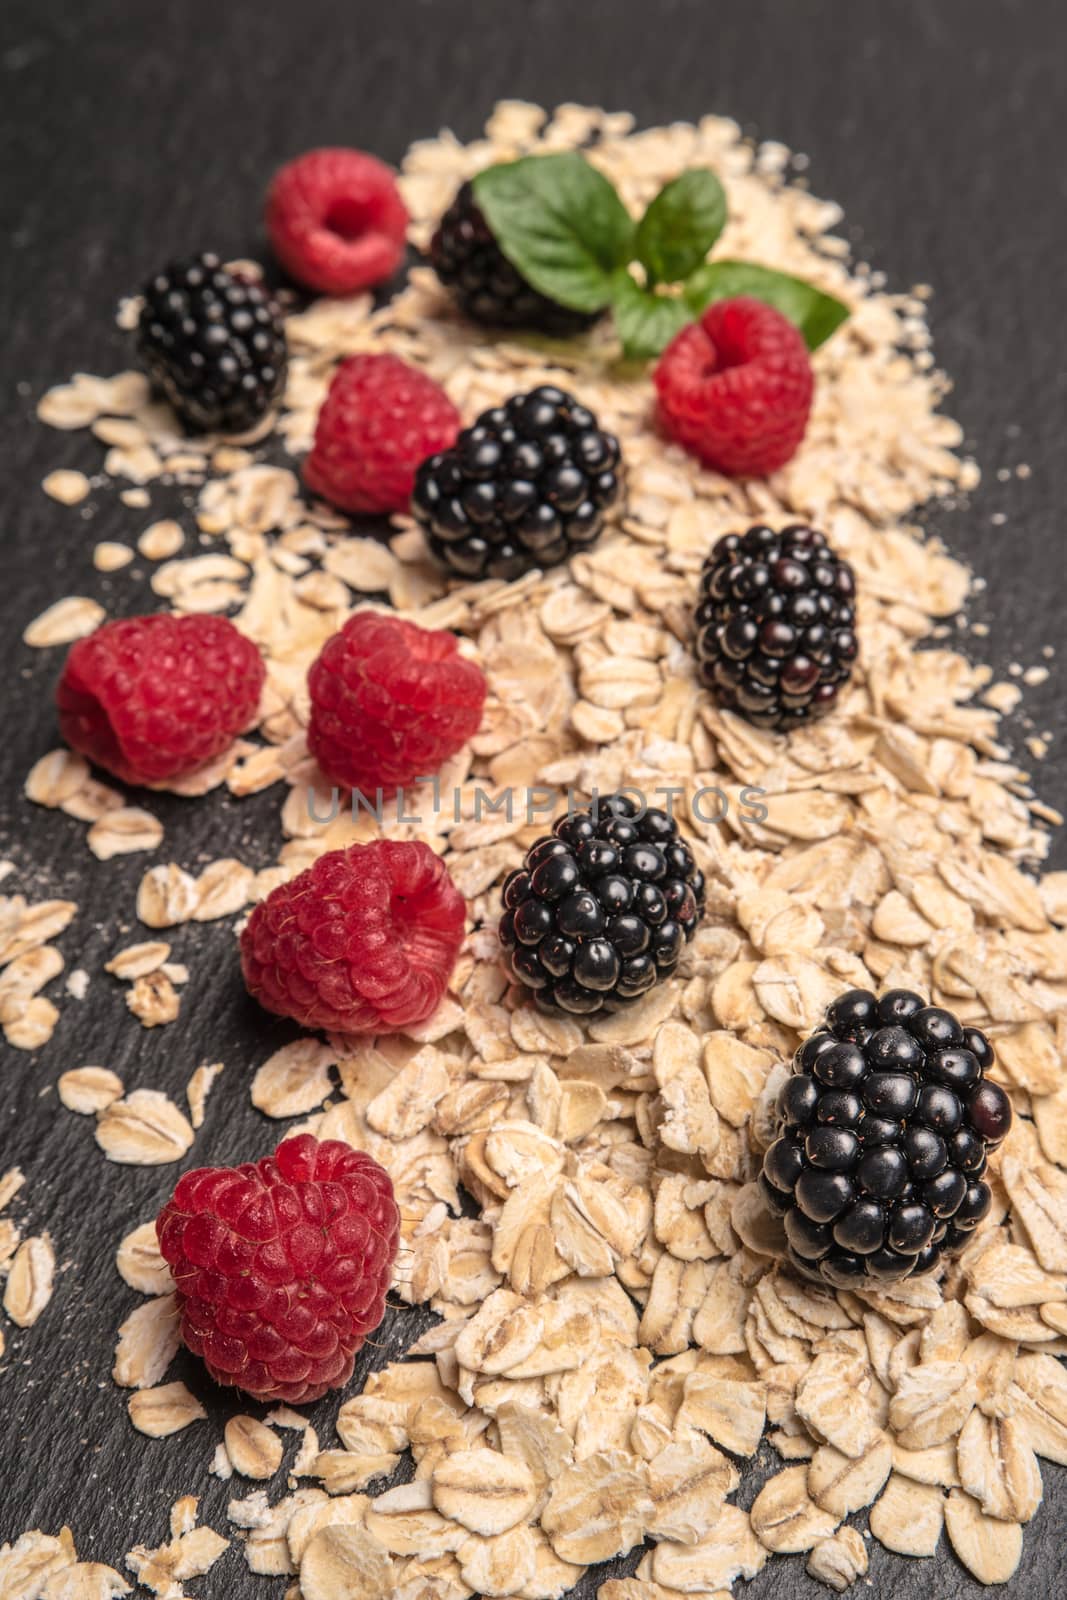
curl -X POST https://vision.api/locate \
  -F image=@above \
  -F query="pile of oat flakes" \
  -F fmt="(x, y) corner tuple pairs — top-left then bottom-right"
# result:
(4, 100), (1067, 1600)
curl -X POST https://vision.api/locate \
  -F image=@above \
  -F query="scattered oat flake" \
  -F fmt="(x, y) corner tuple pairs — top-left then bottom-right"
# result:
(128, 1382), (207, 1438)
(3, 1234), (55, 1327)
(126, 970), (181, 1028)
(23, 596), (105, 647)
(251, 1038), (337, 1119)
(88, 808), (164, 860)
(105, 941), (172, 980)
(115, 1221), (174, 1295)
(137, 520), (184, 560)
(112, 1293), (181, 1389)
(0, 1167), (26, 1212)
(225, 1416), (285, 1480)
(43, 469), (91, 505)
(95, 1090), (195, 1165)
(58, 1066), (124, 1114)
(41, 1562), (131, 1599)
(93, 541), (135, 572)
(186, 1061), (223, 1128)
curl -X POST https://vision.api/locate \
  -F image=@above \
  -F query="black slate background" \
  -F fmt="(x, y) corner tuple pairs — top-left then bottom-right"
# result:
(1, 1), (1065, 1595)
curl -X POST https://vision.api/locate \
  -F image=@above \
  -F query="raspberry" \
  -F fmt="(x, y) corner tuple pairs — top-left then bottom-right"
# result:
(56, 614), (265, 786)
(761, 989), (1012, 1287)
(303, 355), (460, 515)
(500, 794), (706, 1015)
(241, 840), (465, 1035)
(430, 182), (597, 335)
(308, 613), (485, 793)
(157, 1134), (398, 1403)
(266, 148), (408, 296)
(695, 524), (858, 729)
(137, 253), (287, 435)
(412, 385), (622, 581)
(654, 296), (813, 477)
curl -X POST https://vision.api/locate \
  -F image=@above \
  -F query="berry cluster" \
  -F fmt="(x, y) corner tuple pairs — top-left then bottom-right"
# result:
(761, 988), (1012, 1286)
(500, 795), (705, 1015)
(266, 146), (408, 297)
(157, 1134), (399, 1404)
(412, 385), (622, 581)
(56, 614), (265, 786)
(307, 611), (486, 793)
(240, 840), (466, 1036)
(137, 253), (287, 435)
(694, 524), (858, 730)
(303, 353), (460, 515)
(654, 297), (813, 478)
(430, 182), (595, 335)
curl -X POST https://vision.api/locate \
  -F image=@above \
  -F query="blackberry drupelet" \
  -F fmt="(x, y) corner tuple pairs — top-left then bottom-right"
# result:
(430, 182), (597, 334)
(761, 988), (1013, 1287)
(499, 794), (706, 1016)
(694, 524), (858, 730)
(412, 385), (622, 581)
(137, 252), (287, 434)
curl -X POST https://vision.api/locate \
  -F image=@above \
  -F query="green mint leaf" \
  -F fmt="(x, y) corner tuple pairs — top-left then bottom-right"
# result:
(472, 153), (635, 314)
(683, 260), (850, 349)
(610, 270), (691, 361)
(634, 168), (727, 286)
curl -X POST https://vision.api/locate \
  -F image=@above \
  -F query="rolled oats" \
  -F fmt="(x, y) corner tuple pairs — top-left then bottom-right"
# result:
(115, 1221), (173, 1295)
(225, 1416), (285, 1480)
(95, 1090), (195, 1165)
(3, 1234), (55, 1327)
(14, 97), (1067, 1600)
(869, 1471), (945, 1556)
(112, 1294), (181, 1389)
(805, 1524), (868, 1591)
(943, 1487), (1023, 1584)
(127, 1383), (207, 1438)
(23, 596), (105, 648)
(58, 1066), (125, 1114)
(431, 1448), (537, 1536)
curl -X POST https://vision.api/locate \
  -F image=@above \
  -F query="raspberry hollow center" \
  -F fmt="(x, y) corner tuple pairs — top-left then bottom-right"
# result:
(323, 196), (377, 241)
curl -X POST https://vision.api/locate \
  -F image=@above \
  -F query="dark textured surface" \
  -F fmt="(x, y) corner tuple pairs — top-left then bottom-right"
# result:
(1, 0), (1064, 1594)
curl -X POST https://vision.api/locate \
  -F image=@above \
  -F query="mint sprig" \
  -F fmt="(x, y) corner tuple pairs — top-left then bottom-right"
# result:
(472, 152), (850, 360)
(684, 260), (851, 350)
(634, 168), (726, 287)
(472, 152), (634, 314)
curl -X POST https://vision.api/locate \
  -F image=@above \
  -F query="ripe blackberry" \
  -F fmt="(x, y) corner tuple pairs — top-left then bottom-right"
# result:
(694, 524), (858, 730)
(430, 182), (596, 335)
(137, 252), (287, 434)
(499, 794), (705, 1016)
(412, 385), (622, 581)
(760, 988), (1012, 1287)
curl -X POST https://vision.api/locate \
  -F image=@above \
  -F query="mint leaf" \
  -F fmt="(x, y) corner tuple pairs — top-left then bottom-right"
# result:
(634, 169), (727, 287)
(472, 153), (635, 314)
(683, 260), (850, 349)
(610, 271), (691, 360)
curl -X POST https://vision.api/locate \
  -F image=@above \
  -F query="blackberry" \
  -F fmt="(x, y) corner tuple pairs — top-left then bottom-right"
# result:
(761, 988), (1012, 1287)
(412, 385), (622, 581)
(430, 182), (597, 335)
(137, 252), (287, 434)
(499, 794), (705, 1016)
(694, 524), (858, 730)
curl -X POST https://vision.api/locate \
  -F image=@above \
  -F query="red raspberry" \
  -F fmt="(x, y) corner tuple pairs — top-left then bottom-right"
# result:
(308, 612), (485, 793)
(241, 840), (465, 1035)
(157, 1134), (399, 1404)
(266, 148), (408, 296)
(304, 354), (460, 514)
(653, 296), (813, 477)
(56, 614), (265, 786)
